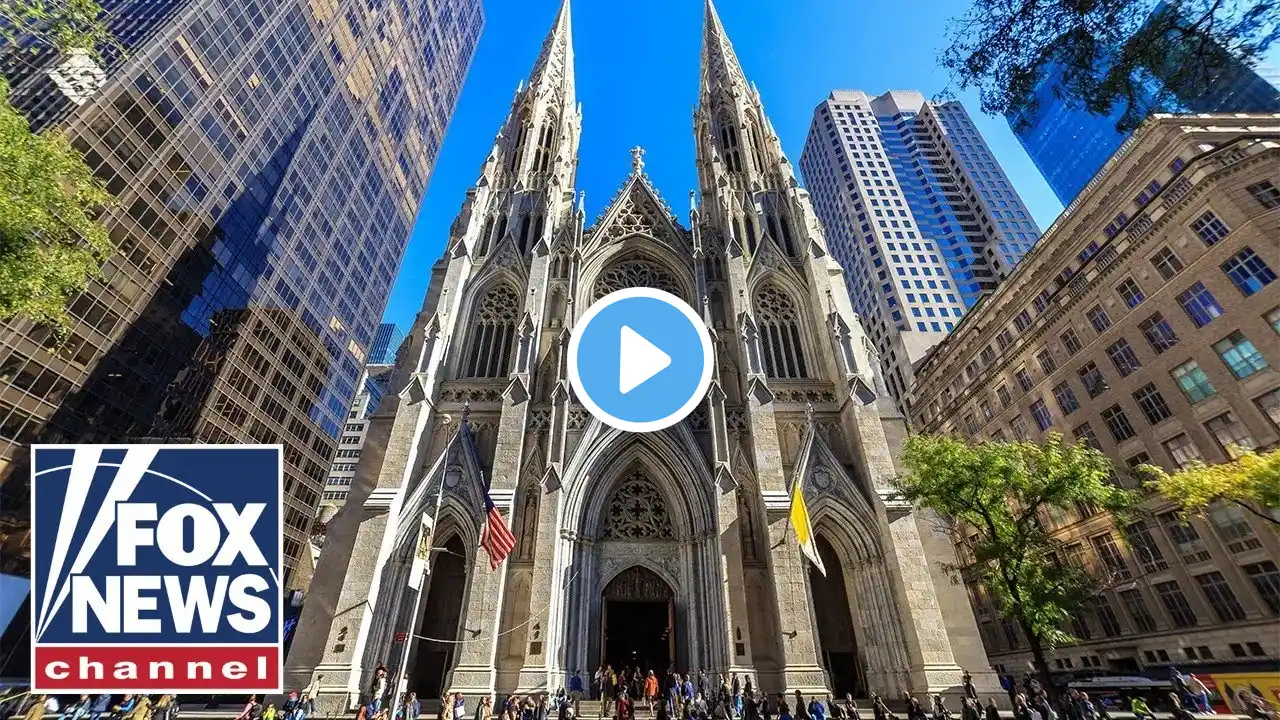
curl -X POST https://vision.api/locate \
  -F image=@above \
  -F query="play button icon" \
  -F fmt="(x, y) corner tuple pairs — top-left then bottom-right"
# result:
(619, 326), (671, 394)
(569, 287), (713, 432)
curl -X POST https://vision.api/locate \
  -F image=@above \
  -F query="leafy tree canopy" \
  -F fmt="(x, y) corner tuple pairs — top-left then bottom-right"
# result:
(941, 0), (1280, 131)
(1144, 447), (1280, 526)
(0, 0), (115, 331)
(0, 0), (115, 52)
(897, 433), (1137, 694)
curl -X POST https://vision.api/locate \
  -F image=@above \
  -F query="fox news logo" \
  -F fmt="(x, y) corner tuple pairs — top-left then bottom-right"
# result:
(31, 445), (284, 693)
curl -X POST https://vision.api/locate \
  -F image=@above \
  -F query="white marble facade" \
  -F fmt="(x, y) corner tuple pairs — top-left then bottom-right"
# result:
(285, 0), (1002, 709)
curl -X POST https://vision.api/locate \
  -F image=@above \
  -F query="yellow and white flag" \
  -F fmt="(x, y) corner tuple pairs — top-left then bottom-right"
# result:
(789, 475), (826, 576)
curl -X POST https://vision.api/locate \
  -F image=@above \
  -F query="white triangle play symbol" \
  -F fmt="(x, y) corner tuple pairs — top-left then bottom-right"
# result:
(619, 325), (671, 395)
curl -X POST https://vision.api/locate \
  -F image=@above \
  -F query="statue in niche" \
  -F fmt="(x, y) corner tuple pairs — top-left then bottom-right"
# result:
(516, 484), (539, 561)
(737, 487), (759, 561)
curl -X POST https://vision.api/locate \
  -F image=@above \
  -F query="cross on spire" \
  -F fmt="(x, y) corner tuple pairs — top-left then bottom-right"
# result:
(631, 146), (646, 175)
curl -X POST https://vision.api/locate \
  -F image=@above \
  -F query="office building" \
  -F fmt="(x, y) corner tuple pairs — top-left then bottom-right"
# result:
(1009, 3), (1280, 205)
(911, 114), (1280, 688)
(0, 0), (483, 590)
(800, 90), (1041, 409)
(319, 360), (395, 511)
(368, 321), (407, 365)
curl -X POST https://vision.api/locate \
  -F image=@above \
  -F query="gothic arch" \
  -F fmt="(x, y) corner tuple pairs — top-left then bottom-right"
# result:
(579, 244), (695, 308)
(460, 282), (521, 378)
(563, 421), (718, 540)
(753, 282), (810, 379)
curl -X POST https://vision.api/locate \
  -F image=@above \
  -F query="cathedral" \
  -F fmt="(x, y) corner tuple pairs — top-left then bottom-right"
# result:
(286, 0), (1001, 708)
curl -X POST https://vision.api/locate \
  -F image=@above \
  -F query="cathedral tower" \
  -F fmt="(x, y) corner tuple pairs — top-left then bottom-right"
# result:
(287, 0), (1001, 707)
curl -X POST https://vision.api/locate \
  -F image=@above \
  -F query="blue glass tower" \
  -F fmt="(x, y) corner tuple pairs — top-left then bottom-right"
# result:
(1009, 4), (1280, 204)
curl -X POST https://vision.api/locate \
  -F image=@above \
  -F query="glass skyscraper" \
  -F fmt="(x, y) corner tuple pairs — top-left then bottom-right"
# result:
(1008, 3), (1280, 205)
(801, 90), (1041, 408)
(0, 0), (482, 593)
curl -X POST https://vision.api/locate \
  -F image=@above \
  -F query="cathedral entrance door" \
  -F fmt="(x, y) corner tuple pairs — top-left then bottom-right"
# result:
(601, 566), (675, 673)
(407, 535), (468, 699)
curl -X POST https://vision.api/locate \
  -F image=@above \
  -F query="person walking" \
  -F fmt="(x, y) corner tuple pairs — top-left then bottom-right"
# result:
(963, 673), (978, 702)
(983, 700), (999, 720)
(808, 699), (826, 720)
(1129, 697), (1154, 720)
(1187, 676), (1213, 714)
(1012, 697), (1032, 720)
(570, 671), (586, 716)
(777, 696), (792, 720)
(645, 672), (660, 713)
(89, 696), (112, 720)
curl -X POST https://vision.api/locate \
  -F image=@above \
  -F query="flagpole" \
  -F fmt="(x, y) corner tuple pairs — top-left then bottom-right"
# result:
(392, 408), (458, 709)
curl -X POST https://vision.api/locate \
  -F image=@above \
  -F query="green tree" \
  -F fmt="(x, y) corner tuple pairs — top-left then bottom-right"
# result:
(0, 0), (114, 51)
(940, 0), (1280, 132)
(0, 0), (116, 331)
(897, 434), (1137, 700)
(1145, 447), (1280, 527)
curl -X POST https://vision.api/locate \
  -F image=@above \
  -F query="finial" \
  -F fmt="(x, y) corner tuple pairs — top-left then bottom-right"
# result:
(461, 401), (472, 424)
(805, 402), (815, 424)
(630, 146), (646, 175)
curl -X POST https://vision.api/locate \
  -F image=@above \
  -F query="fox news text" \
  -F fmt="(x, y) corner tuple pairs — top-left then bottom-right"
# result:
(30, 445), (284, 693)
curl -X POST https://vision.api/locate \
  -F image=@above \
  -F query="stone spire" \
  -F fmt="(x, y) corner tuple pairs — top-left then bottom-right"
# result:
(700, 0), (748, 102)
(527, 0), (576, 111)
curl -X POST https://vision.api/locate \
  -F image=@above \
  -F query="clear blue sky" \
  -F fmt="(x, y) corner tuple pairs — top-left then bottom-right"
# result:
(380, 0), (1066, 331)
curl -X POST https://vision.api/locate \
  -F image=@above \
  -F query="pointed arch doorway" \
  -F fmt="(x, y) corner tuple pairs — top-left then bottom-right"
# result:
(601, 566), (675, 672)
(809, 535), (866, 698)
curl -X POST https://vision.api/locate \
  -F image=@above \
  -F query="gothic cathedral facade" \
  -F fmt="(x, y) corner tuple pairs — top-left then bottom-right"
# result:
(287, 0), (1000, 707)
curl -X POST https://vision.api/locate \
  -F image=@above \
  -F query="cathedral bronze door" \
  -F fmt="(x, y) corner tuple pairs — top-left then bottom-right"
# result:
(601, 566), (675, 673)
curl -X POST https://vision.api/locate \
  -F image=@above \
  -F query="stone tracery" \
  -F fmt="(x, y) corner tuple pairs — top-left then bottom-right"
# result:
(593, 260), (681, 300)
(600, 469), (676, 541)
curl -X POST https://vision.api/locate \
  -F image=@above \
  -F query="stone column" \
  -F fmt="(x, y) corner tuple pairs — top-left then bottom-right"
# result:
(513, 480), (565, 691)
(285, 394), (434, 712)
(845, 402), (965, 696)
(762, 511), (829, 697)
(716, 487), (758, 678)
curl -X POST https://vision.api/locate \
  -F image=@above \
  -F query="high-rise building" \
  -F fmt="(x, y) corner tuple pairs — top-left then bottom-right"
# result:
(910, 114), (1280, 693)
(1009, 3), (1280, 205)
(368, 322), (407, 365)
(319, 361), (395, 511)
(0, 0), (483, 593)
(800, 90), (1041, 409)
(286, 0), (1004, 705)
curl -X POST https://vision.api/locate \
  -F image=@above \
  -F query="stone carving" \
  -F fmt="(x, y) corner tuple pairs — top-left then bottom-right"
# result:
(597, 541), (681, 592)
(602, 471), (676, 540)
(594, 260), (681, 300)
(528, 409), (552, 429)
(603, 564), (674, 601)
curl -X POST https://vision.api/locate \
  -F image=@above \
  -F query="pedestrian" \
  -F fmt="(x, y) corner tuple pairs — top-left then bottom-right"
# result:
(905, 699), (925, 720)
(1187, 676), (1213, 714)
(234, 698), (256, 720)
(90, 696), (112, 720)
(122, 696), (152, 720)
(931, 696), (950, 720)
(153, 697), (176, 720)
(25, 696), (48, 720)
(454, 694), (467, 720)
(68, 696), (91, 720)
(570, 671), (586, 716)
(1012, 696), (1032, 720)
(984, 700), (999, 720)
(778, 696), (792, 720)
(809, 699), (826, 720)
(1080, 691), (1100, 717)
(1169, 694), (1196, 720)
(963, 672), (978, 702)
(646, 672), (660, 713)
(761, 694), (772, 720)
(371, 667), (390, 714)
(960, 698), (979, 720)
(1129, 697), (1154, 720)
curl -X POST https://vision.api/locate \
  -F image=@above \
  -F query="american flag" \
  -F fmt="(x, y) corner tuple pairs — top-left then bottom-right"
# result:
(462, 418), (515, 569)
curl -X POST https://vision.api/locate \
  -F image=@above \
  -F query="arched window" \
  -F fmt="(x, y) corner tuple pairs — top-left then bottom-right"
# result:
(518, 214), (532, 253)
(509, 117), (531, 171)
(477, 216), (495, 256)
(756, 284), (808, 379)
(593, 259), (682, 301)
(533, 117), (556, 173)
(719, 118), (742, 173)
(463, 284), (520, 378)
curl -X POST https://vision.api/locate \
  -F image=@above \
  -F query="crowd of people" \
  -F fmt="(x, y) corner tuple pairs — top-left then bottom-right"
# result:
(7, 694), (180, 720)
